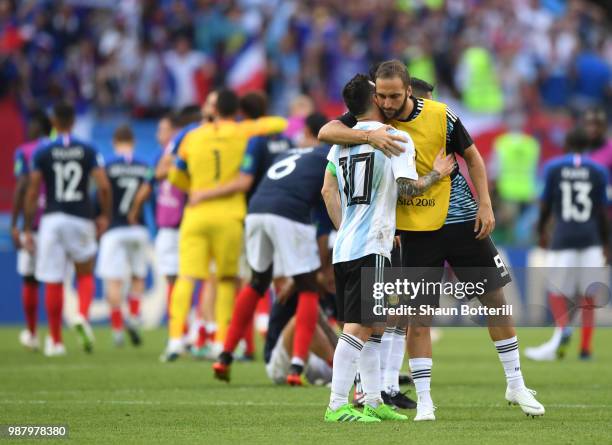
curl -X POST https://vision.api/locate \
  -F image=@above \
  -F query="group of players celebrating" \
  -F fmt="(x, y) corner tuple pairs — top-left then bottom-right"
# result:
(15, 57), (611, 423)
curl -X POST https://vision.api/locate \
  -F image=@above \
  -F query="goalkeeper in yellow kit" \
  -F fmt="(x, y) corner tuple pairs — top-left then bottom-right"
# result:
(162, 89), (287, 361)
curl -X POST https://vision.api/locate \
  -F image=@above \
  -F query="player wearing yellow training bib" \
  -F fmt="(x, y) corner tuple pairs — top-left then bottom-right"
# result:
(162, 89), (287, 361)
(318, 60), (544, 420)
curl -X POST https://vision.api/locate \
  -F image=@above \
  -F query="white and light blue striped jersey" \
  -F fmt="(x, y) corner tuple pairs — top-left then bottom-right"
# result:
(328, 121), (417, 264)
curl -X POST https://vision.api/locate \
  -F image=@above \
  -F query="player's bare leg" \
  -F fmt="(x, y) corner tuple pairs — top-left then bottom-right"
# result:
(74, 258), (96, 353)
(479, 288), (545, 417)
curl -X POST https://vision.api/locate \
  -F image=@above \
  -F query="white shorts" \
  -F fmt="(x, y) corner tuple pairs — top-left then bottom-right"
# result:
(96, 225), (150, 280)
(546, 246), (608, 297)
(265, 333), (332, 385)
(35, 213), (97, 283)
(155, 228), (179, 277)
(17, 233), (37, 277)
(246, 214), (320, 278)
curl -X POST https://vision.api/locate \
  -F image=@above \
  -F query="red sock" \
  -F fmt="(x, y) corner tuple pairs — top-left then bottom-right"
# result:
(45, 283), (63, 343)
(110, 308), (124, 331)
(128, 295), (141, 318)
(196, 325), (207, 348)
(548, 293), (568, 328)
(292, 291), (319, 362)
(580, 296), (595, 353)
(22, 281), (39, 335)
(244, 316), (255, 355)
(166, 282), (175, 316)
(223, 285), (262, 354)
(77, 274), (95, 320)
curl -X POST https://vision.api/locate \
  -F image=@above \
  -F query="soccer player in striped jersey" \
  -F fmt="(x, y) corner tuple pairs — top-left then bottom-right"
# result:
(12, 110), (51, 350)
(321, 74), (454, 422)
(319, 60), (545, 419)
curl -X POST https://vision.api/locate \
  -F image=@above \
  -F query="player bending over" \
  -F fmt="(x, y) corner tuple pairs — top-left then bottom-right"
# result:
(95, 125), (154, 347)
(23, 103), (111, 356)
(266, 312), (335, 386)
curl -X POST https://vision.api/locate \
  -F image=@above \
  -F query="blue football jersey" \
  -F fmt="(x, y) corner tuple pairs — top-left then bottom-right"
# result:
(248, 145), (330, 225)
(32, 135), (103, 219)
(542, 153), (608, 249)
(240, 134), (291, 202)
(105, 154), (154, 228)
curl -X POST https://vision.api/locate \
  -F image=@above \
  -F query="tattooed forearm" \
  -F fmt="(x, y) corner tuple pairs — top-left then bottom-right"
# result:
(397, 170), (441, 199)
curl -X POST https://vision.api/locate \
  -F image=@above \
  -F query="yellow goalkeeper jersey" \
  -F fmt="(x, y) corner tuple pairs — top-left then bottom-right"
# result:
(169, 116), (287, 220)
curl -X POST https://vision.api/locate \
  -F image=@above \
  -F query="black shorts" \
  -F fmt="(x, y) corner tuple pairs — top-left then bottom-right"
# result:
(399, 221), (511, 303)
(334, 254), (390, 324)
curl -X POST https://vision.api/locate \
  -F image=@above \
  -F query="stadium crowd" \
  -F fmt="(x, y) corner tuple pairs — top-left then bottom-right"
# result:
(1, 0), (610, 116)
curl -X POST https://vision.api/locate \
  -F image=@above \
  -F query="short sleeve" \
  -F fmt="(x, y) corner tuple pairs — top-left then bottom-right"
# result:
(240, 137), (260, 175)
(446, 108), (473, 156)
(389, 130), (418, 181)
(32, 148), (44, 172)
(540, 162), (553, 201)
(14, 150), (27, 178)
(312, 201), (334, 238)
(336, 112), (358, 129)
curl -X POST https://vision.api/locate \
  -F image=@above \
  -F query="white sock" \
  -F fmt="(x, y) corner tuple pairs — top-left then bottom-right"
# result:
(379, 328), (394, 389)
(409, 357), (433, 407)
(494, 336), (525, 391)
(547, 327), (563, 349)
(360, 335), (383, 408)
(384, 328), (406, 393)
(329, 333), (364, 410)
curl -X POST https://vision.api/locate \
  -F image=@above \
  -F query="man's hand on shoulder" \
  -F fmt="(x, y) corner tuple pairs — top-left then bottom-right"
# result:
(368, 126), (407, 157)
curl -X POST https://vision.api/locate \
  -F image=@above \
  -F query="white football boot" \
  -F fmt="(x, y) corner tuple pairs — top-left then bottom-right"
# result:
(44, 336), (67, 357)
(506, 387), (545, 417)
(19, 329), (40, 351)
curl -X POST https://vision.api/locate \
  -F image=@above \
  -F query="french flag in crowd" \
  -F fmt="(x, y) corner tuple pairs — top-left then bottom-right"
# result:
(226, 37), (267, 95)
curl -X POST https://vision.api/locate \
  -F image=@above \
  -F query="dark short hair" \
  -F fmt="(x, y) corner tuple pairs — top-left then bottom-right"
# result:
(375, 60), (411, 88)
(368, 62), (382, 82)
(216, 89), (239, 118)
(304, 112), (328, 138)
(410, 77), (434, 96)
(176, 104), (202, 127)
(565, 128), (589, 153)
(113, 124), (134, 143)
(28, 109), (52, 138)
(240, 91), (268, 119)
(342, 74), (374, 117)
(51, 102), (75, 130)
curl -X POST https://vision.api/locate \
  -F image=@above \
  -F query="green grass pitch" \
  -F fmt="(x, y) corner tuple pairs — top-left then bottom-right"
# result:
(1, 327), (610, 444)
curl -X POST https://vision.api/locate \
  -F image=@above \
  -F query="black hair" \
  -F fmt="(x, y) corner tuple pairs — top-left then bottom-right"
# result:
(342, 74), (374, 117)
(28, 109), (52, 139)
(304, 112), (328, 138)
(564, 128), (589, 154)
(51, 102), (75, 130)
(240, 91), (268, 119)
(216, 89), (240, 118)
(410, 77), (434, 96)
(176, 104), (203, 127)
